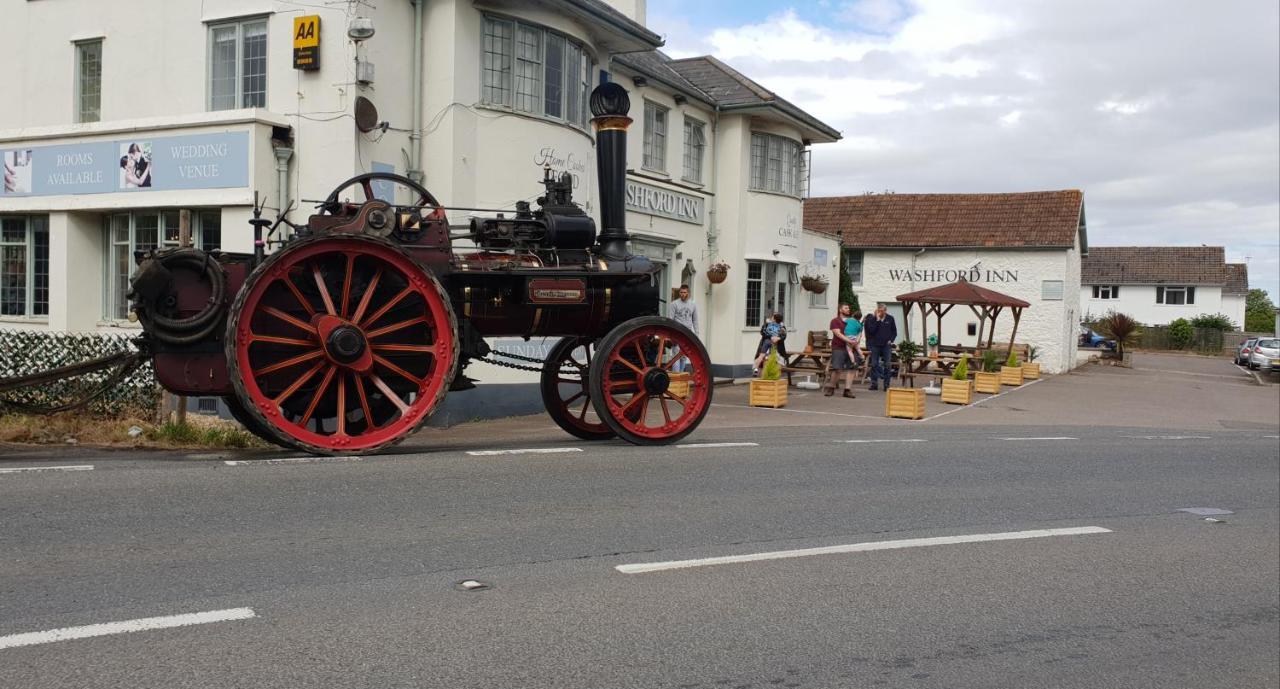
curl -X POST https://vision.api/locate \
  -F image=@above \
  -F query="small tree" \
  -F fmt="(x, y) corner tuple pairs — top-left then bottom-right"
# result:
(1190, 313), (1235, 331)
(1098, 311), (1141, 357)
(761, 345), (782, 381)
(952, 354), (969, 381)
(1168, 318), (1193, 349)
(980, 349), (1000, 373)
(1005, 349), (1020, 367)
(1026, 345), (1039, 362)
(837, 249), (861, 313)
(1245, 289), (1275, 332)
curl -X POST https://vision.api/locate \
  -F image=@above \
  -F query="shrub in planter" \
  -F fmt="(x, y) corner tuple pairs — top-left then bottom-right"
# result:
(748, 346), (787, 408)
(1020, 345), (1041, 379)
(1098, 310), (1141, 358)
(941, 355), (973, 404)
(885, 387), (926, 419)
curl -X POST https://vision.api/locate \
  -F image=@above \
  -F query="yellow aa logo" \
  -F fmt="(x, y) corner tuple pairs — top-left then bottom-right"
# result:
(293, 16), (320, 49)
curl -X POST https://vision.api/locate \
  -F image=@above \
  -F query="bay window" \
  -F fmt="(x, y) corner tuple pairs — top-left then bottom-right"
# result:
(480, 15), (592, 128)
(749, 132), (805, 196)
(683, 117), (705, 183)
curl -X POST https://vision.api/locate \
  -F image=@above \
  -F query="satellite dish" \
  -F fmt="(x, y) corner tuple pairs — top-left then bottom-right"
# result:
(354, 96), (379, 133)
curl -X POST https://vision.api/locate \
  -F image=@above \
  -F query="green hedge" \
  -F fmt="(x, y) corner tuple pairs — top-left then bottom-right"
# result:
(0, 330), (158, 417)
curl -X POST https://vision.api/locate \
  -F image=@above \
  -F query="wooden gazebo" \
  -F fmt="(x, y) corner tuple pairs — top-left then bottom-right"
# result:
(896, 279), (1031, 353)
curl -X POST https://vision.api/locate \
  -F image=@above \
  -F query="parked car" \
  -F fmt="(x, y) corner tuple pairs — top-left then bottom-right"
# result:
(1247, 337), (1279, 371)
(1235, 337), (1258, 365)
(1079, 326), (1117, 351)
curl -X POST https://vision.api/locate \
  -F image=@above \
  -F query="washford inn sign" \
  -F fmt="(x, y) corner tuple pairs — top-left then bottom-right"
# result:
(888, 267), (1019, 283)
(625, 180), (703, 225)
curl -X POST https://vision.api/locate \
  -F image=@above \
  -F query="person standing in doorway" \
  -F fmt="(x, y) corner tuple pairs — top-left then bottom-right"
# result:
(864, 303), (898, 390)
(823, 303), (857, 398)
(668, 284), (699, 372)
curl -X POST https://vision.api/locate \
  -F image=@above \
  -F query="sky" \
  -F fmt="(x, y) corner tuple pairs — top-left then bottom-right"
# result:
(644, 0), (1280, 302)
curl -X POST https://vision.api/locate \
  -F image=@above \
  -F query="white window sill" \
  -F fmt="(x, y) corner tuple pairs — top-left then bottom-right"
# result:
(642, 166), (670, 177)
(747, 188), (803, 201)
(97, 320), (143, 330)
(0, 317), (49, 325)
(472, 104), (592, 138)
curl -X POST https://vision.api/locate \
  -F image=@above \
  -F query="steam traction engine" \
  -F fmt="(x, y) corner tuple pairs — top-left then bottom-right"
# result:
(127, 83), (712, 454)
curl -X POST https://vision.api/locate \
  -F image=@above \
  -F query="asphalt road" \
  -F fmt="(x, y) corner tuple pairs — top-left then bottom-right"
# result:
(2, 423), (1277, 688)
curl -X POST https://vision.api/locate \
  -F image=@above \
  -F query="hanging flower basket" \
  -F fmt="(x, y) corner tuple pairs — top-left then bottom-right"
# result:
(800, 276), (829, 294)
(707, 262), (730, 284)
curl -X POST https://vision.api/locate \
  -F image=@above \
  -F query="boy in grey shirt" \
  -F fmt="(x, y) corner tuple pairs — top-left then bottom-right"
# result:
(669, 285), (699, 372)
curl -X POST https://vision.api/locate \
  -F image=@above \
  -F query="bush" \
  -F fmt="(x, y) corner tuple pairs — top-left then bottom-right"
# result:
(1098, 311), (1141, 357)
(1245, 289), (1275, 332)
(951, 354), (969, 381)
(980, 350), (1000, 373)
(761, 346), (782, 381)
(1026, 345), (1039, 362)
(1190, 313), (1235, 331)
(1005, 349), (1020, 367)
(1168, 318), (1193, 349)
(896, 340), (921, 361)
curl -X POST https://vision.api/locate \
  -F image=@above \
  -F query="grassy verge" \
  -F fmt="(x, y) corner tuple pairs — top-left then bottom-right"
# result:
(0, 411), (266, 450)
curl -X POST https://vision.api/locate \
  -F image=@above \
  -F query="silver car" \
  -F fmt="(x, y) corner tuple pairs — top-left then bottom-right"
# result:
(1247, 337), (1280, 371)
(1235, 337), (1258, 365)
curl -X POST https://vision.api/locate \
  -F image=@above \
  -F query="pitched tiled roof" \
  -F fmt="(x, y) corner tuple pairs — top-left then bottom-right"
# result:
(613, 51), (715, 106)
(1225, 263), (1249, 295)
(1081, 246), (1230, 285)
(665, 55), (841, 141)
(562, 0), (662, 47)
(803, 191), (1084, 249)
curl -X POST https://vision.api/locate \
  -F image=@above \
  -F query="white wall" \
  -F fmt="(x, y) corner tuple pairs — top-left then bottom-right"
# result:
(856, 247), (1079, 373)
(1080, 284), (1233, 327)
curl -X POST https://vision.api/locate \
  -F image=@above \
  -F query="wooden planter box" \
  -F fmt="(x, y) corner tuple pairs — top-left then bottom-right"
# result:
(940, 378), (974, 405)
(748, 378), (787, 408)
(885, 387), (926, 419)
(974, 371), (1002, 394)
(1021, 362), (1041, 379)
(668, 372), (692, 398)
(1000, 365), (1025, 386)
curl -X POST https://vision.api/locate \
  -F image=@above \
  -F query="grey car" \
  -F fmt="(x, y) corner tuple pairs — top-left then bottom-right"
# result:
(1247, 337), (1279, 371)
(1235, 337), (1258, 365)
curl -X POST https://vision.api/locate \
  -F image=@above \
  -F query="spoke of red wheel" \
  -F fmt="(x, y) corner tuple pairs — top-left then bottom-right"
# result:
(662, 391), (689, 406)
(656, 336), (667, 368)
(637, 396), (650, 426)
(283, 274), (316, 316)
(361, 179), (375, 201)
(614, 356), (645, 376)
(660, 396), (672, 425)
(250, 334), (315, 347)
(374, 355), (423, 386)
(367, 316), (428, 340)
(255, 348), (323, 376)
(618, 392), (648, 420)
(354, 374), (376, 430)
(312, 263), (337, 315)
(273, 361), (325, 405)
(263, 306), (316, 334)
(662, 353), (683, 371)
(350, 268), (382, 324)
(360, 286), (413, 328)
(370, 374), (410, 413)
(563, 391), (585, 407)
(340, 253), (355, 318)
(299, 366), (337, 427)
(335, 374), (347, 436)
(633, 340), (646, 366)
(371, 343), (438, 355)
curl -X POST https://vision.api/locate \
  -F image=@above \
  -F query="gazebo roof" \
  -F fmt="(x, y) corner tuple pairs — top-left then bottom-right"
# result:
(896, 279), (1030, 308)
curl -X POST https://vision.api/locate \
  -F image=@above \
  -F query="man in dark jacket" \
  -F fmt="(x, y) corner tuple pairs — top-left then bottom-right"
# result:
(863, 302), (898, 390)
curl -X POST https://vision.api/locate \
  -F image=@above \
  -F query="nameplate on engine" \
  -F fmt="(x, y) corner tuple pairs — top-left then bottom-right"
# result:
(527, 279), (587, 304)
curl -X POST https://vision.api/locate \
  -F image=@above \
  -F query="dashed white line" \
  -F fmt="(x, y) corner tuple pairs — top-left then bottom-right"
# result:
(0, 607), (257, 650)
(837, 439), (927, 444)
(0, 465), (94, 475)
(466, 447), (583, 456)
(224, 456), (361, 466)
(676, 442), (759, 449)
(997, 436), (1077, 441)
(1124, 435), (1211, 440)
(615, 526), (1113, 574)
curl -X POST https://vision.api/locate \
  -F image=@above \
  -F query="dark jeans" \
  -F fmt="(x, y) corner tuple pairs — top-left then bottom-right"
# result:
(867, 342), (894, 386)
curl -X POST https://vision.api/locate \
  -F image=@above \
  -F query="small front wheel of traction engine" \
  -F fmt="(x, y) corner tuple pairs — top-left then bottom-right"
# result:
(541, 337), (615, 441)
(226, 234), (458, 455)
(588, 316), (713, 445)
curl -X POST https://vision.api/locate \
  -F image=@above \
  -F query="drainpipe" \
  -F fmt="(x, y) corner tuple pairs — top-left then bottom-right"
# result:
(704, 103), (720, 359)
(272, 143), (293, 233)
(407, 0), (425, 183)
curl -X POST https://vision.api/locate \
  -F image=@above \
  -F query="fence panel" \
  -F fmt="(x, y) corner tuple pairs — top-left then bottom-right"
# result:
(0, 329), (158, 416)
(1137, 325), (1225, 354)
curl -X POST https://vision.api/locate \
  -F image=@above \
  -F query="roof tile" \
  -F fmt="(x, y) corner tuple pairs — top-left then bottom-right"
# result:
(1081, 247), (1233, 285)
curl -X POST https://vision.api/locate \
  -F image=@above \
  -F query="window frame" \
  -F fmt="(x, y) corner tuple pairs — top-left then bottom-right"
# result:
(479, 14), (593, 129)
(207, 16), (269, 112)
(749, 132), (805, 197)
(844, 249), (864, 286)
(74, 39), (103, 124)
(643, 100), (668, 173)
(103, 211), (220, 320)
(1092, 284), (1120, 300)
(682, 116), (706, 183)
(1156, 285), (1195, 305)
(0, 215), (49, 320)
(744, 260), (795, 327)
(809, 248), (829, 308)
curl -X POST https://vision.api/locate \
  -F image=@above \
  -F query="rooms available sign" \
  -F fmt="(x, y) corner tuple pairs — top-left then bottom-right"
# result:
(1, 132), (249, 197)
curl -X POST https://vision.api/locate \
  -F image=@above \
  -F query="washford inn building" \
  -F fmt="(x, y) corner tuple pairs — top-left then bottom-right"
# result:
(0, 0), (840, 418)
(1080, 246), (1248, 328)
(804, 191), (1088, 374)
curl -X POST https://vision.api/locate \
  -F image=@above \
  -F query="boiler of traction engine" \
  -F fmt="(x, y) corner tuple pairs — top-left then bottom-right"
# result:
(467, 168), (596, 251)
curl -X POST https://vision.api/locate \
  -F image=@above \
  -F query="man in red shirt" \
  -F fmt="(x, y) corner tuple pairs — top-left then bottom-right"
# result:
(823, 303), (857, 398)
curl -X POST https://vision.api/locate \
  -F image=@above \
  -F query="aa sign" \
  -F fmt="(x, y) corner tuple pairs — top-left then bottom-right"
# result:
(293, 15), (320, 70)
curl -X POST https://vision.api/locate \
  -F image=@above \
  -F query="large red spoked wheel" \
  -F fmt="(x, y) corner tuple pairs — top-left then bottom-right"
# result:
(541, 337), (615, 441)
(588, 316), (713, 445)
(226, 235), (458, 455)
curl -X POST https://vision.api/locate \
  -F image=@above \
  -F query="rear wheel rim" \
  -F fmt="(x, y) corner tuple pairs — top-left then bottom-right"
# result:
(229, 237), (455, 453)
(594, 323), (710, 442)
(542, 338), (614, 440)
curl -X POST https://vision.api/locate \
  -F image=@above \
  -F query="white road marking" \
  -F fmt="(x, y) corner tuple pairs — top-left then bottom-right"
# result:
(0, 607), (256, 651)
(676, 442), (759, 449)
(1124, 435), (1211, 440)
(466, 447), (583, 456)
(922, 378), (1044, 421)
(1264, 435), (1279, 439)
(0, 465), (94, 475)
(997, 436), (1076, 441)
(710, 403), (886, 421)
(837, 439), (927, 444)
(615, 526), (1112, 574)
(224, 456), (361, 466)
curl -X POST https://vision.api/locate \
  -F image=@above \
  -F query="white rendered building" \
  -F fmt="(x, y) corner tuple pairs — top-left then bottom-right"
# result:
(1080, 247), (1248, 329)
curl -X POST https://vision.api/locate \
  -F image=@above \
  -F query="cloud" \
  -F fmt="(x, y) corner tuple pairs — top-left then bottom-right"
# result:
(645, 0), (1280, 299)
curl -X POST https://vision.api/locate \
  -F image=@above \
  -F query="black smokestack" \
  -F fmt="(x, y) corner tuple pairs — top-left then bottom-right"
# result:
(590, 82), (633, 260)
